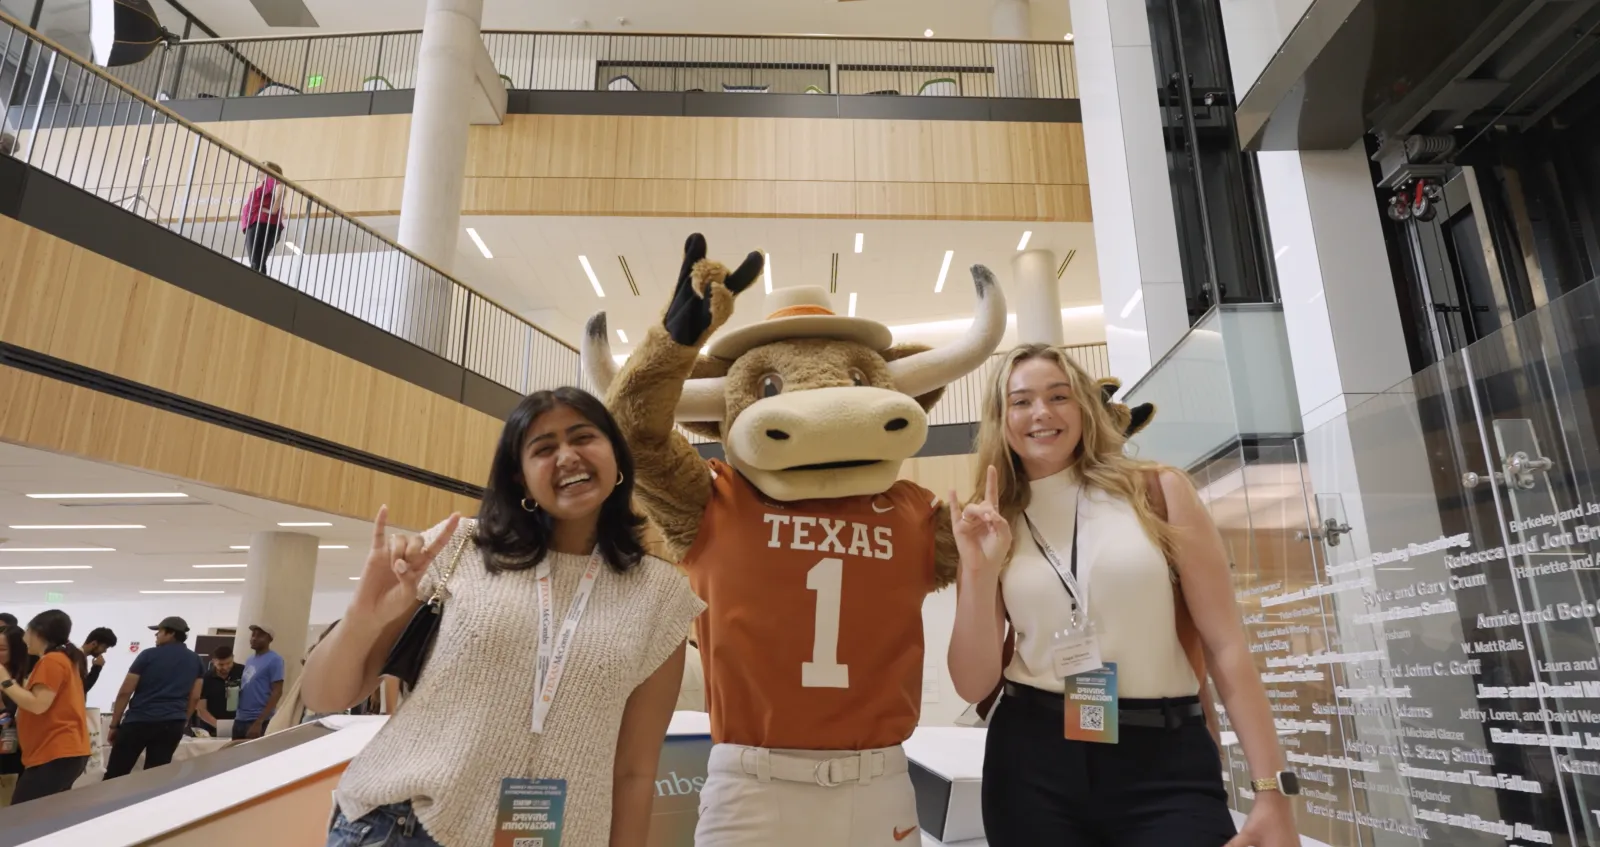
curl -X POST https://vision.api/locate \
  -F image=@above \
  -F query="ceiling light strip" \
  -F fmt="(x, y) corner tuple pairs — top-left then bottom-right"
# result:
(27, 492), (186, 499)
(618, 256), (639, 296)
(0, 547), (114, 553)
(466, 227), (494, 259)
(8, 525), (146, 530)
(934, 250), (954, 293)
(579, 256), (605, 298)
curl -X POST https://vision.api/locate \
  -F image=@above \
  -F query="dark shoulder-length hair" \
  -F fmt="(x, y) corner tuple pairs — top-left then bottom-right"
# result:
(475, 386), (648, 575)
(26, 609), (85, 672)
(1, 625), (26, 680)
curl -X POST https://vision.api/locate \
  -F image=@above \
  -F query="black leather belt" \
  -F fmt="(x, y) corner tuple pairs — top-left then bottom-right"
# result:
(1003, 681), (1205, 729)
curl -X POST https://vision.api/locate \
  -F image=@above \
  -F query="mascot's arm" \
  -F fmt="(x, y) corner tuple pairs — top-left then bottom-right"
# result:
(932, 502), (959, 590)
(608, 324), (713, 555)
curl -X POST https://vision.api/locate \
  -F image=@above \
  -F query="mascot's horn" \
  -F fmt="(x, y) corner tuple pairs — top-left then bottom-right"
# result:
(582, 313), (727, 421)
(885, 265), (1008, 399)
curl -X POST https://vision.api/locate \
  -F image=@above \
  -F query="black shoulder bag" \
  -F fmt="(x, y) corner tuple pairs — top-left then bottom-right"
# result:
(379, 521), (470, 691)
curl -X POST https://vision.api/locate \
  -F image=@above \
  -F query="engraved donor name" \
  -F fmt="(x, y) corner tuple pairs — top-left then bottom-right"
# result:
(1478, 680), (1600, 699)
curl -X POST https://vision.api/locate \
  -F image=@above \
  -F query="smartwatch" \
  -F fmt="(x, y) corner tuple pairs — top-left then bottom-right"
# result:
(0, 679), (13, 689)
(1252, 771), (1300, 795)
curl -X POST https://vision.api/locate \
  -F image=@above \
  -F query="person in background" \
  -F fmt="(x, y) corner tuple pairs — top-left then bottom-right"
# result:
(0, 133), (16, 157)
(266, 621), (341, 733)
(105, 617), (204, 780)
(0, 625), (27, 806)
(241, 162), (285, 273)
(79, 627), (118, 694)
(234, 624), (284, 740)
(0, 611), (91, 804)
(192, 645), (243, 738)
(0, 614), (16, 628)
(304, 387), (700, 847)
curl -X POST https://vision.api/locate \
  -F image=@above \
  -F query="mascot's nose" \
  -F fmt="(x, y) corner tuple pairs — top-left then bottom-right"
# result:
(884, 418), (910, 432)
(765, 429), (791, 441)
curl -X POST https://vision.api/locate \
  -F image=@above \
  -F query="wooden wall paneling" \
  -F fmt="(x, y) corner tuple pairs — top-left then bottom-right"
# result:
(693, 117), (777, 181)
(854, 182), (938, 219)
(545, 115), (621, 179)
(610, 178), (694, 217)
(692, 179), (776, 216)
(851, 120), (935, 184)
(928, 121), (1013, 185)
(934, 183), (1018, 221)
(773, 181), (856, 217)
(0, 364), (476, 530)
(612, 115), (697, 180)
(0, 216), (503, 486)
(774, 119), (855, 182)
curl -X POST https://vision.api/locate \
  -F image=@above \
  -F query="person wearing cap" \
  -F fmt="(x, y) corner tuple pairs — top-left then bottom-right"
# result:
(233, 624), (284, 740)
(105, 616), (205, 780)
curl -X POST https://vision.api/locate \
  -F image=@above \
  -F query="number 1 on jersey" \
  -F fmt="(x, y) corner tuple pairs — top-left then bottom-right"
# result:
(802, 557), (849, 688)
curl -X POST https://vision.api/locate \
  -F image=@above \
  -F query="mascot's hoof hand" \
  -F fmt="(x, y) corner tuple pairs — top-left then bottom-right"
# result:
(663, 233), (765, 348)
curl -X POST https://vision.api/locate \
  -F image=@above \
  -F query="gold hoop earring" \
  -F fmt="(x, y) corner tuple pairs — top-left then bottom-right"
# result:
(616, 472), (626, 486)
(520, 497), (539, 513)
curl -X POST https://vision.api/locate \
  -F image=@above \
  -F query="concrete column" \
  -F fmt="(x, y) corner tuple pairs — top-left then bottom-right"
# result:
(397, 0), (483, 273)
(1068, 0), (1188, 391)
(235, 532), (318, 694)
(1013, 249), (1063, 345)
(991, 0), (1035, 98)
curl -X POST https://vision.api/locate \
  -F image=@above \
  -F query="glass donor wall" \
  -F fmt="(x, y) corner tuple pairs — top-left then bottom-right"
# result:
(1196, 280), (1600, 847)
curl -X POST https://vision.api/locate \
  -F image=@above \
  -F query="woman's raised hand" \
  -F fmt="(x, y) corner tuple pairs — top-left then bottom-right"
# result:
(949, 465), (1013, 573)
(349, 506), (460, 624)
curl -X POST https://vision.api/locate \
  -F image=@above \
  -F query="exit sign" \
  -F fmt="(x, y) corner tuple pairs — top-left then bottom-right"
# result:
(306, 74), (325, 88)
(45, 591), (63, 602)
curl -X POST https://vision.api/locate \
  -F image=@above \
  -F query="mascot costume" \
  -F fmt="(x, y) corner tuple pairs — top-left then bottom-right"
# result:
(583, 233), (1005, 846)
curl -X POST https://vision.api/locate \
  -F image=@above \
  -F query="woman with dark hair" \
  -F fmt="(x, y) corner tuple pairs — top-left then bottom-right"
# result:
(0, 626), (27, 805)
(304, 387), (703, 847)
(0, 611), (92, 804)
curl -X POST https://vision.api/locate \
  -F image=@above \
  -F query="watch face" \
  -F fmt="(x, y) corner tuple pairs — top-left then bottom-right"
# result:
(1279, 770), (1300, 795)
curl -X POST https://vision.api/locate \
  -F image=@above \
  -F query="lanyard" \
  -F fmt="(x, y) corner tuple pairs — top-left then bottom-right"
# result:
(1022, 492), (1086, 630)
(531, 554), (602, 734)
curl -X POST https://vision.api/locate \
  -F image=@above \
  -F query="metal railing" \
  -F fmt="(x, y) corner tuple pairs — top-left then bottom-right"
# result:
(0, 12), (580, 398)
(104, 29), (1076, 102)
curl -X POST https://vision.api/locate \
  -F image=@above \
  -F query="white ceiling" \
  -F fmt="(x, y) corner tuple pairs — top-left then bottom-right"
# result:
(0, 442), (389, 603)
(361, 215), (1101, 354)
(169, 0), (1072, 41)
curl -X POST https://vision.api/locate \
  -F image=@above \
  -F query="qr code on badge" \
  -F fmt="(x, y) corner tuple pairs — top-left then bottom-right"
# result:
(512, 839), (543, 847)
(1079, 705), (1105, 732)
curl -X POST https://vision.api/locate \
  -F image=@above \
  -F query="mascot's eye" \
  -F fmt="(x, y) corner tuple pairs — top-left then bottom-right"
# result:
(760, 373), (784, 398)
(848, 368), (867, 387)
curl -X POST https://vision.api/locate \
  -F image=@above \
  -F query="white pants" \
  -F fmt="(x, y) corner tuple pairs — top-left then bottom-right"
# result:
(695, 744), (921, 847)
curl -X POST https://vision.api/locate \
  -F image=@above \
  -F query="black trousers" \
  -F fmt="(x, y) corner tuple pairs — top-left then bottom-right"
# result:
(104, 719), (187, 779)
(11, 755), (88, 804)
(982, 687), (1237, 846)
(245, 222), (283, 272)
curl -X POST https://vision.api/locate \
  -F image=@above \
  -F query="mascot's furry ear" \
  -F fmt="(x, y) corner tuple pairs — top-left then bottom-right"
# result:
(678, 355), (732, 441)
(883, 344), (946, 412)
(1095, 376), (1155, 438)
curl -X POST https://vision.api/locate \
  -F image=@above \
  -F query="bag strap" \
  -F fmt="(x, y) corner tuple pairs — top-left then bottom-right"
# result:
(424, 520), (472, 605)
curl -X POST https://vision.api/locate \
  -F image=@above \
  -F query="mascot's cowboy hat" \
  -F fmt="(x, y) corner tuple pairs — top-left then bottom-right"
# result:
(707, 285), (893, 361)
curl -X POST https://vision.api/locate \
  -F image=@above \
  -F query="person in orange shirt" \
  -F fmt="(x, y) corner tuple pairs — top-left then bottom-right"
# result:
(0, 610), (92, 804)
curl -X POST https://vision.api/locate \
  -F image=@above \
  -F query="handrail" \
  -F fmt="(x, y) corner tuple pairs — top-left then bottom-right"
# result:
(0, 9), (570, 355)
(0, 9), (576, 373)
(179, 28), (1073, 46)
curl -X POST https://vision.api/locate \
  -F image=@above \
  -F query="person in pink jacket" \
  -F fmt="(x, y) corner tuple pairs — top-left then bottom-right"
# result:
(241, 162), (286, 273)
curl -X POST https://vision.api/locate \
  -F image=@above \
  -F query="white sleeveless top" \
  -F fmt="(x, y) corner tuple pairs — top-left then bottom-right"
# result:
(1000, 468), (1198, 698)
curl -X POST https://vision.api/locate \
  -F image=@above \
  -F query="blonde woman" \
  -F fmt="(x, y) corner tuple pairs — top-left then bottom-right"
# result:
(946, 344), (1298, 847)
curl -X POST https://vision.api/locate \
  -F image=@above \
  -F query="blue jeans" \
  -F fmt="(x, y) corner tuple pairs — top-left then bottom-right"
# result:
(326, 802), (443, 847)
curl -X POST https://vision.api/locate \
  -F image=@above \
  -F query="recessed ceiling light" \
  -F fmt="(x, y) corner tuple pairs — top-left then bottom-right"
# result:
(466, 227), (494, 259)
(0, 547), (114, 553)
(848, 292), (858, 317)
(27, 492), (187, 500)
(1017, 231), (1032, 251)
(141, 590), (225, 595)
(854, 233), (864, 253)
(578, 256), (605, 297)
(0, 565), (93, 571)
(229, 546), (250, 550)
(924, 28), (934, 37)
(1064, 33), (1074, 42)
(17, 579), (73, 584)
(284, 241), (303, 256)
(764, 252), (773, 294)
(278, 522), (333, 527)
(319, 545), (349, 550)
(616, 329), (629, 344)
(349, 576), (361, 580)
(165, 578), (245, 583)
(193, 564), (248, 569)
(934, 250), (954, 293)
(8, 525), (146, 530)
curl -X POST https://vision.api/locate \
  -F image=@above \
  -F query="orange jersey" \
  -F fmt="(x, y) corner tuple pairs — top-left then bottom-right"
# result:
(684, 459), (939, 750)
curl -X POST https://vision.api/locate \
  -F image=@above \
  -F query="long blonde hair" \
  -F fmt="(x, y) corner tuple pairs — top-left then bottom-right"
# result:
(972, 344), (1177, 564)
